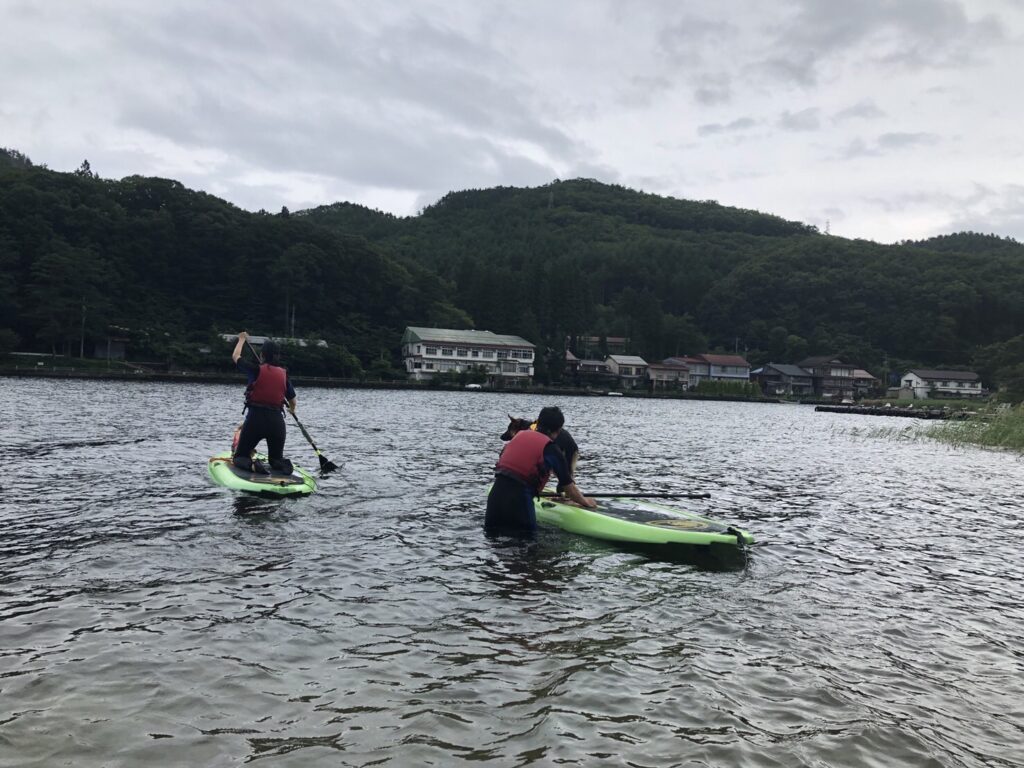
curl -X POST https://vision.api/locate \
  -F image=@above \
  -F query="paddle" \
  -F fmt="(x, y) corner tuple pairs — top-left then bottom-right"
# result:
(243, 337), (339, 473)
(542, 490), (710, 499)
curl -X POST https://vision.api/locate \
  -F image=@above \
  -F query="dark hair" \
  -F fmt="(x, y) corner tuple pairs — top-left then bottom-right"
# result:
(261, 340), (279, 364)
(536, 406), (564, 434)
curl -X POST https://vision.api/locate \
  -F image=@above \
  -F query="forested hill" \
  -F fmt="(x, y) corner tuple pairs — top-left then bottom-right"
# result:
(0, 149), (467, 374)
(301, 180), (1024, 385)
(3, 147), (1024, 390)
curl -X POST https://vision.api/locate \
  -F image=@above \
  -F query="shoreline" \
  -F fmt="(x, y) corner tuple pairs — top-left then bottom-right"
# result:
(0, 366), (788, 404)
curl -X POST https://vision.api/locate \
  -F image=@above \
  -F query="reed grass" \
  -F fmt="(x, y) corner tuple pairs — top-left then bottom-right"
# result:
(929, 406), (1024, 451)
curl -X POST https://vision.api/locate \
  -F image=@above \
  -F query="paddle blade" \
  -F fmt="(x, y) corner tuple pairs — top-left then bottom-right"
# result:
(317, 454), (339, 473)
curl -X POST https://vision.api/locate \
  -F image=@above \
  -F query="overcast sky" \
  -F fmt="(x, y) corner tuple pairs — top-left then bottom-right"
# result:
(3, 0), (1023, 242)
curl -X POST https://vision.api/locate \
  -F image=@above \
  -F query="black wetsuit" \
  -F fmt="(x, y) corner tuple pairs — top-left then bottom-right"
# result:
(486, 441), (573, 533)
(234, 360), (296, 469)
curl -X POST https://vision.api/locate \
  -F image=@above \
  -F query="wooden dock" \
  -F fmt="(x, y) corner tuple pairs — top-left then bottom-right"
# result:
(815, 405), (971, 420)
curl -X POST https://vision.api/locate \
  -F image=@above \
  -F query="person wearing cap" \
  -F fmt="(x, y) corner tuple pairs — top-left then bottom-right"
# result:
(230, 331), (297, 475)
(486, 406), (596, 532)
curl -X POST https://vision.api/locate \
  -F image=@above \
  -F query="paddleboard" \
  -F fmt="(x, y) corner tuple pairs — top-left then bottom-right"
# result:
(207, 451), (317, 496)
(534, 495), (753, 547)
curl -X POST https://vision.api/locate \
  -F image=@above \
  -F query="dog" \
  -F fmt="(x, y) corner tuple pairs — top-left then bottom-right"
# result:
(500, 413), (579, 478)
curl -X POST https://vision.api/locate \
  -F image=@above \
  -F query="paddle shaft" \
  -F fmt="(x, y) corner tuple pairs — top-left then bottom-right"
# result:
(542, 491), (710, 499)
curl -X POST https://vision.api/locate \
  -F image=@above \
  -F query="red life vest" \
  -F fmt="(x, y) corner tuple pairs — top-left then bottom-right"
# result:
(495, 429), (552, 495)
(246, 364), (288, 409)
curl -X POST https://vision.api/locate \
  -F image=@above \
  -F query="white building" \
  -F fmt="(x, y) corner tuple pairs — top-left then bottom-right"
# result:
(900, 369), (986, 399)
(605, 355), (648, 388)
(401, 327), (535, 382)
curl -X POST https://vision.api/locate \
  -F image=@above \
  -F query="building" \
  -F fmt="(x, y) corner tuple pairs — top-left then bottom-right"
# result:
(605, 355), (649, 388)
(647, 360), (690, 390)
(695, 353), (751, 383)
(852, 369), (882, 398)
(663, 356), (709, 388)
(401, 327), (534, 382)
(751, 363), (814, 396)
(900, 370), (986, 399)
(799, 356), (855, 399)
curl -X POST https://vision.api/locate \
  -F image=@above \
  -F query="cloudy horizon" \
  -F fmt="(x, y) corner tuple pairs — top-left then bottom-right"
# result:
(3, 0), (1023, 243)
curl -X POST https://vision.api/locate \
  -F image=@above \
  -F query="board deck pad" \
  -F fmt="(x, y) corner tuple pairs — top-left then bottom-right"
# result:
(585, 498), (731, 532)
(222, 462), (305, 486)
(208, 452), (317, 495)
(534, 494), (753, 546)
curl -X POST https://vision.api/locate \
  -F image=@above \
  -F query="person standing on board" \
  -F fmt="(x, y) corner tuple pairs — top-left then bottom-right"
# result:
(486, 406), (596, 532)
(231, 331), (296, 475)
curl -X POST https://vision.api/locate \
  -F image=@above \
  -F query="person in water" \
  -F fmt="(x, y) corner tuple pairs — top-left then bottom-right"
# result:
(231, 331), (296, 475)
(486, 406), (596, 532)
(500, 414), (580, 492)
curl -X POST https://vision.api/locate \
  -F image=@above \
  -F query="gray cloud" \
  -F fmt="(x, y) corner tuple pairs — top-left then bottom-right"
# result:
(777, 108), (821, 131)
(834, 100), (886, 121)
(757, 0), (1010, 86)
(697, 117), (757, 136)
(692, 73), (733, 105)
(840, 132), (940, 158)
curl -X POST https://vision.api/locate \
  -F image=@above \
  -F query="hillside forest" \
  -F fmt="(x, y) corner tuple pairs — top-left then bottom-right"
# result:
(3, 147), (1024, 396)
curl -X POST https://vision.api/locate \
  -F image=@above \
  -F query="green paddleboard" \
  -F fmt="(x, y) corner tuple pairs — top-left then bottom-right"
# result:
(207, 451), (317, 496)
(534, 495), (753, 547)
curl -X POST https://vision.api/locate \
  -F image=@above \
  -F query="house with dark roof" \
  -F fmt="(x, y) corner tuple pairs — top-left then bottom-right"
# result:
(852, 369), (882, 397)
(901, 370), (986, 399)
(647, 359), (689, 390)
(605, 354), (648, 388)
(695, 353), (750, 383)
(798, 356), (855, 399)
(663, 356), (709, 388)
(751, 363), (813, 396)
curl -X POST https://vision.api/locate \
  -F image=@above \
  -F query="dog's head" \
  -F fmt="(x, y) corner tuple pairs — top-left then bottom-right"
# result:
(500, 414), (534, 441)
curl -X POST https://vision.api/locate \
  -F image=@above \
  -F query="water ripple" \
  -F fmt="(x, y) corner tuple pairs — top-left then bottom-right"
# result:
(1, 381), (1023, 766)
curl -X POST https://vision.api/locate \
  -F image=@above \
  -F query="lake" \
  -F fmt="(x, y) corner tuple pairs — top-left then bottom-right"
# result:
(1, 378), (1021, 767)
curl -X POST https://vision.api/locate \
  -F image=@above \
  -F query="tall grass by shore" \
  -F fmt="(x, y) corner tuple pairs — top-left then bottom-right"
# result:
(930, 406), (1024, 451)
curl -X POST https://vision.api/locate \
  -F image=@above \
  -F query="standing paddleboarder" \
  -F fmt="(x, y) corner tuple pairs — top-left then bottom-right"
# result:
(486, 406), (596, 533)
(231, 331), (296, 475)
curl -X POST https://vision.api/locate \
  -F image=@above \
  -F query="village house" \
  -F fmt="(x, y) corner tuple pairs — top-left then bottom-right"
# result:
(853, 369), (882, 398)
(646, 359), (690, 390)
(400, 327), (534, 383)
(696, 353), (751, 383)
(798, 355), (855, 399)
(605, 354), (649, 388)
(751, 363), (814, 396)
(663, 356), (709, 388)
(900, 369), (986, 399)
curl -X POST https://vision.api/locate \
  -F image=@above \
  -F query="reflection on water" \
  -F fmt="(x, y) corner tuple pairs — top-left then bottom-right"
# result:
(1, 379), (1022, 767)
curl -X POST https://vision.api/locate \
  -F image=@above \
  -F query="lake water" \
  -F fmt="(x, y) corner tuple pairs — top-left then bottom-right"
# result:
(1, 378), (1022, 767)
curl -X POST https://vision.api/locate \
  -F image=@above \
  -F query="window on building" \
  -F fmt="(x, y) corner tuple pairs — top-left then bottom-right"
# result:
(425, 363), (434, 370)
(425, 346), (437, 355)
(471, 350), (479, 358)
(518, 366), (530, 374)
(457, 348), (468, 357)
(497, 350), (509, 359)
(442, 348), (453, 356)
(413, 362), (422, 369)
